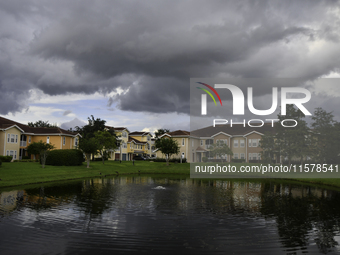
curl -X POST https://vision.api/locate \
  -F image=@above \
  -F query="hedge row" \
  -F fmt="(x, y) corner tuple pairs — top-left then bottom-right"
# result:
(45, 149), (84, 166)
(0, 156), (13, 162)
(151, 157), (187, 163)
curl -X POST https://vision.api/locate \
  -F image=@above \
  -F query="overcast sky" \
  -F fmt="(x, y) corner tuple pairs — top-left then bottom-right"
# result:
(1, 0), (340, 133)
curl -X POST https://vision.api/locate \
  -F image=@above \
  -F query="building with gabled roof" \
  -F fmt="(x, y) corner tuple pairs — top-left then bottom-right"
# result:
(155, 123), (276, 163)
(0, 116), (81, 160)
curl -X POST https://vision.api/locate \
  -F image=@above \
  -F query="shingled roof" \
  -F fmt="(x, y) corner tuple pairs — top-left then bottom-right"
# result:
(165, 130), (190, 136)
(0, 116), (78, 136)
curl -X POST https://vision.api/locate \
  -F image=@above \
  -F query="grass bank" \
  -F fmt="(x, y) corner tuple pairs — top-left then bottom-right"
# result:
(0, 161), (340, 189)
(0, 161), (190, 188)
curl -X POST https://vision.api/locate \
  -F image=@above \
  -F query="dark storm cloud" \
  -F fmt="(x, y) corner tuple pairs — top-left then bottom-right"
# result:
(1, 0), (340, 115)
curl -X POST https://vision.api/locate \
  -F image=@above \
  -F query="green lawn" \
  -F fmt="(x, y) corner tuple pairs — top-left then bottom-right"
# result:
(0, 161), (340, 189)
(0, 161), (190, 188)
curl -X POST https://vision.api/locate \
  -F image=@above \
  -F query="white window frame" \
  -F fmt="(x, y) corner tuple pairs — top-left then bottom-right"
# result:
(28, 136), (31, 143)
(182, 138), (185, 146)
(249, 153), (252, 160)
(233, 139), (239, 148)
(240, 153), (245, 159)
(47, 136), (50, 144)
(234, 153), (239, 159)
(252, 139), (257, 147)
(248, 139), (252, 147)
(240, 139), (245, 148)
(253, 153), (258, 160)
(6, 150), (17, 160)
(63, 137), (66, 146)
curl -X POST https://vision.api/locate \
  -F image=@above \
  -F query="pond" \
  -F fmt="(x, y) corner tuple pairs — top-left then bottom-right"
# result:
(1, 176), (340, 254)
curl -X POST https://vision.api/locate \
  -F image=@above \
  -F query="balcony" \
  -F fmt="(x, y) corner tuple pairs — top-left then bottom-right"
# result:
(20, 141), (27, 147)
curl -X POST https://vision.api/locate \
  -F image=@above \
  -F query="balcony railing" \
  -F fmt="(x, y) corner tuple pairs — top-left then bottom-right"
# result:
(20, 141), (27, 147)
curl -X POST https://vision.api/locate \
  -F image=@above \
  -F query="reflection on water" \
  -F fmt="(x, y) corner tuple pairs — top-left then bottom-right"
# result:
(1, 176), (340, 254)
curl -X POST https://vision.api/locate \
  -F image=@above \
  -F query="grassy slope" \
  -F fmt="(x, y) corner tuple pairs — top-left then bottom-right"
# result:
(0, 161), (340, 189)
(0, 161), (190, 188)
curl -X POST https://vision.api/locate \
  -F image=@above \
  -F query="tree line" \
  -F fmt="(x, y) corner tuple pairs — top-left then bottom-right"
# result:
(260, 106), (340, 164)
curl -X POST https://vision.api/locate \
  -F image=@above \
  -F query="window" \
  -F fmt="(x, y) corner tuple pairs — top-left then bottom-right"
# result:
(234, 153), (239, 159)
(248, 139), (252, 147)
(253, 153), (258, 160)
(7, 134), (18, 143)
(147, 144), (150, 150)
(63, 137), (66, 146)
(151, 146), (155, 150)
(258, 153), (261, 160)
(240, 139), (245, 147)
(217, 139), (227, 147)
(233, 139), (239, 148)
(200, 140), (203, 146)
(249, 153), (252, 160)
(122, 132), (127, 138)
(192, 140), (194, 147)
(182, 138), (185, 146)
(6, 150), (17, 160)
(147, 136), (150, 141)
(29, 136), (31, 143)
(252, 139), (257, 147)
(47, 136), (50, 144)
(75, 137), (78, 146)
(240, 153), (245, 159)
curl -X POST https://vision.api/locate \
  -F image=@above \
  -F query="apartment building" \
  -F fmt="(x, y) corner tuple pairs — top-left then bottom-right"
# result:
(0, 116), (81, 160)
(107, 127), (154, 161)
(155, 123), (275, 163)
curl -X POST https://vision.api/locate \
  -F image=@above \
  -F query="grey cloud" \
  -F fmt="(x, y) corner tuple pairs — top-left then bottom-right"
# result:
(63, 110), (72, 116)
(1, 0), (340, 115)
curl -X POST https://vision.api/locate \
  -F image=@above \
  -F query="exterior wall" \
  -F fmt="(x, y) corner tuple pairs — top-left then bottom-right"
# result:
(31, 135), (62, 149)
(0, 131), (5, 156)
(245, 133), (263, 162)
(213, 133), (231, 161)
(2, 127), (21, 159)
(230, 137), (247, 160)
(112, 130), (129, 160)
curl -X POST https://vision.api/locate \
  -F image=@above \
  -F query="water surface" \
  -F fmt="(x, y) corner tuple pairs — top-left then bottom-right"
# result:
(1, 176), (340, 254)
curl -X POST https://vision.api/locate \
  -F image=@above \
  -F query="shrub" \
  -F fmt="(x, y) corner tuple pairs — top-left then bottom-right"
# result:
(22, 156), (30, 160)
(45, 149), (84, 166)
(152, 157), (187, 163)
(0, 156), (13, 162)
(0, 159), (2, 167)
(202, 157), (208, 162)
(231, 159), (246, 163)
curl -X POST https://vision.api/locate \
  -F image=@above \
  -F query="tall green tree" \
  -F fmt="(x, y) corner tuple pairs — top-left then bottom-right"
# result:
(259, 134), (277, 163)
(78, 137), (99, 168)
(28, 120), (57, 128)
(75, 115), (106, 139)
(154, 129), (170, 138)
(155, 137), (180, 166)
(27, 141), (55, 168)
(311, 108), (340, 163)
(75, 115), (118, 160)
(275, 104), (309, 165)
(208, 140), (233, 163)
(94, 130), (117, 164)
